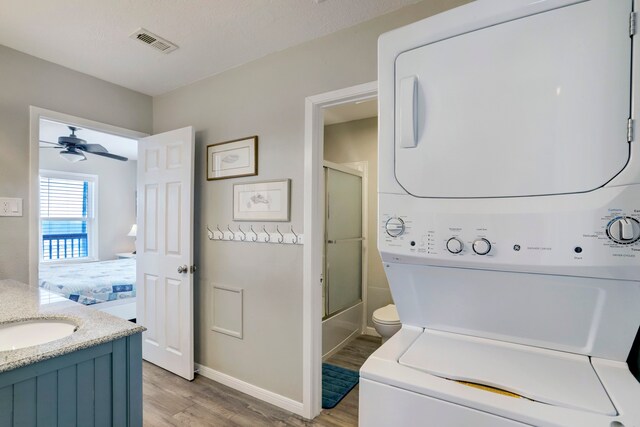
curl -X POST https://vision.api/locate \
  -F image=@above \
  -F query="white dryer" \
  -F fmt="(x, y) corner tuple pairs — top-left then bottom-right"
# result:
(363, 0), (640, 426)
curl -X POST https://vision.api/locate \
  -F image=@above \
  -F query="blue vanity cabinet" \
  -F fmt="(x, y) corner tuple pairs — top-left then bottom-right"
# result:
(0, 333), (142, 427)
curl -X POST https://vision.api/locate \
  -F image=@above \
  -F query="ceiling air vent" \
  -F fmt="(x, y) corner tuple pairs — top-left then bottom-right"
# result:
(129, 28), (178, 54)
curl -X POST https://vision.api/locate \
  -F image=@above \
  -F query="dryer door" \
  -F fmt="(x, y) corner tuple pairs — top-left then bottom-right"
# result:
(394, 0), (632, 198)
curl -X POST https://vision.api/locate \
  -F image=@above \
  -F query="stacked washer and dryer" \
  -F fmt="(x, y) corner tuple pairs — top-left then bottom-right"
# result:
(361, 0), (640, 426)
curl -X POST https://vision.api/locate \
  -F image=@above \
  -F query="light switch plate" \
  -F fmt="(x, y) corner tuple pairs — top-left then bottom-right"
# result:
(0, 198), (23, 217)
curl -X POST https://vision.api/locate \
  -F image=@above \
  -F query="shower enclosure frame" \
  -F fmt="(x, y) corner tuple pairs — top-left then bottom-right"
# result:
(321, 160), (368, 360)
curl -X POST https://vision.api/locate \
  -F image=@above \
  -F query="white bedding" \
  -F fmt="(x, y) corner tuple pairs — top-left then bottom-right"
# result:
(39, 258), (136, 305)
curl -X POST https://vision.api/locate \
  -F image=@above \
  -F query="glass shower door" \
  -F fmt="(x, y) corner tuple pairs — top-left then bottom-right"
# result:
(324, 166), (363, 318)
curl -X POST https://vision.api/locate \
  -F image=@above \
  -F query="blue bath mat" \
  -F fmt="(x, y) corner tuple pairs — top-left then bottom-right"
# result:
(322, 363), (360, 409)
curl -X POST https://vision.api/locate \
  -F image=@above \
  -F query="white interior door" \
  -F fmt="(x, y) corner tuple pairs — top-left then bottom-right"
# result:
(137, 126), (195, 380)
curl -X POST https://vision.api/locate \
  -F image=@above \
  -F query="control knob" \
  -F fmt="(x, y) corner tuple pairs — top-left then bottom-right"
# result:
(446, 238), (463, 254)
(607, 216), (640, 244)
(385, 217), (405, 237)
(473, 238), (492, 255)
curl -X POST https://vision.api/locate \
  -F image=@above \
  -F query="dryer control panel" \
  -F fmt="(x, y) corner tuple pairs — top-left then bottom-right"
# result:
(606, 216), (640, 244)
(378, 185), (640, 281)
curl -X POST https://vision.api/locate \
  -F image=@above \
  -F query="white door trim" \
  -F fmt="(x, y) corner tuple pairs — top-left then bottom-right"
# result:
(302, 81), (377, 419)
(28, 106), (148, 287)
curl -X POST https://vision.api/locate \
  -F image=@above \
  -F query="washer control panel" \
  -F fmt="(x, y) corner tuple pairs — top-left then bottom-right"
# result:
(472, 238), (492, 255)
(446, 237), (463, 254)
(385, 217), (406, 237)
(379, 186), (640, 280)
(606, 216), (640, 244)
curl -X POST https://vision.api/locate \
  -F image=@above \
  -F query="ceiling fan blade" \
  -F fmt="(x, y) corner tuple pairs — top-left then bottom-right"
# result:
(87, 151), (128, 162)
(76, 143), (108, 153)
(39, 140), (60, 146)
(40, 146), (63, 149)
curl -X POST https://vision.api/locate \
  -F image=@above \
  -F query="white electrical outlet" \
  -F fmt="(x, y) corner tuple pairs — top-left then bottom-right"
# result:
(0, 198), (23, 217)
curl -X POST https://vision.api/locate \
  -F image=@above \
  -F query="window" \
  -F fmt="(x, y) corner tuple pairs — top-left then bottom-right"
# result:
(40, 171), (97, 261)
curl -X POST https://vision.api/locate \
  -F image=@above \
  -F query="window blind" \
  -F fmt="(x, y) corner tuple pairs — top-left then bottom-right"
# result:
(40, 175), (93, 260)
(40, 177), (89, 219)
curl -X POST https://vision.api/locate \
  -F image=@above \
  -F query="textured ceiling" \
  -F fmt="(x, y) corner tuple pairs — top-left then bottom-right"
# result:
(0, 0), (420, 96)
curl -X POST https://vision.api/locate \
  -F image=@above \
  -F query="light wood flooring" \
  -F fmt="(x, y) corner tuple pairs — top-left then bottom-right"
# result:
(143, 335), (381, 427)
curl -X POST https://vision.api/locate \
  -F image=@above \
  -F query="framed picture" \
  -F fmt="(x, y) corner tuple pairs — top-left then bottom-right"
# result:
(207, 136), (258, 180)
(233, 179), (291, 221)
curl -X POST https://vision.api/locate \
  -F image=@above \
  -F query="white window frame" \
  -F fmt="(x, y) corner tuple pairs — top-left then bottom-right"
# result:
(39, 169), (99, 263)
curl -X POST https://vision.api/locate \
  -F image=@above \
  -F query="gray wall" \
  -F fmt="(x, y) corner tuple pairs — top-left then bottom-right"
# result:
(39, 149), (138, 261)
(153, 0), (469, 401)
(0, 44), (152, 282)
(324, 117), (391, 328)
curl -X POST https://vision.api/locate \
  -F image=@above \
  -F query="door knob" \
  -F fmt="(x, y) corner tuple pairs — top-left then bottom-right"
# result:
(177, 265), (188, 274)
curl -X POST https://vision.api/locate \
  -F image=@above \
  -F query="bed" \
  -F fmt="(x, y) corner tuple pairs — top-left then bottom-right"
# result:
(39, 258), (136, 319)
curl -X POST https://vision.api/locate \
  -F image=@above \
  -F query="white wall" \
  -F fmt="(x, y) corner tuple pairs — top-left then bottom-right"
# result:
(153, 0), (470, 402)
(0, 44), (151, 282)
(39, 148), (137, 260)
(324, 117), (389, 328)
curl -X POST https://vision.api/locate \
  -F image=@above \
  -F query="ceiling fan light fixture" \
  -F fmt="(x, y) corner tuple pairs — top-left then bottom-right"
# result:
(59, 149), (86, 163)
(58, 126), (86, 146)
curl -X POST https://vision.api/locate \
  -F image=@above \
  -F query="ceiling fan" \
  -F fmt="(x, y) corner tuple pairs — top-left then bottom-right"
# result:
(40, 126), (128, 163)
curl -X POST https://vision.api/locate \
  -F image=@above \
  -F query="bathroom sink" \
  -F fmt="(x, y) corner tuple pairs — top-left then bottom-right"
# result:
(0, 319), (78, 351)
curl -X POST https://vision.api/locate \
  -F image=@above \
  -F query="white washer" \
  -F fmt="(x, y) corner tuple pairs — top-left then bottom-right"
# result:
(363, 0), (640, 426)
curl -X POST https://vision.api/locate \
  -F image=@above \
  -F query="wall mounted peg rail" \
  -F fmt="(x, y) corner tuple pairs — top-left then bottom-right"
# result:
(207, 224), (303, 245)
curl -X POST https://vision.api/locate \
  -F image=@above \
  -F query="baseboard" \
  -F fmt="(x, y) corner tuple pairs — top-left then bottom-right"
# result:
(364, 326), (381, 338)
(195, 363), (304, 417)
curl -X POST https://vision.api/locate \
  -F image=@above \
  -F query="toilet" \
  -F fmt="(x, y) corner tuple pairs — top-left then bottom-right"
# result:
(372, 304), (401, 343)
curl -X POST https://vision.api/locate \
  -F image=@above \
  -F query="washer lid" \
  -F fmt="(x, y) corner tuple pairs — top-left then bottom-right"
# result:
(398, 330), (617, 416)
(394, 0), (631, 198)
(373, 304), (400, 325)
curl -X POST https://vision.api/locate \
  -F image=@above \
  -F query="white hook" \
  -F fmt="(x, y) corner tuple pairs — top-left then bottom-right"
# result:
(211, 223), (300, 244)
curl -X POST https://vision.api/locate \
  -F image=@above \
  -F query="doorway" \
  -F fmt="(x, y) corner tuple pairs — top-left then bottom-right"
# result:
(28, 107), (147, 289)
(37, 117), (139, 320)
(302, 81), (378, 419)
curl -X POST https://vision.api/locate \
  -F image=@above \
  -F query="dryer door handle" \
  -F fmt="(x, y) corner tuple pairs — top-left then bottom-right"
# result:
(399, 75), (418, 148)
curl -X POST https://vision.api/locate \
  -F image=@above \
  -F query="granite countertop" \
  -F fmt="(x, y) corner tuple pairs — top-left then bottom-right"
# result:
(0, 279), (145, 373)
